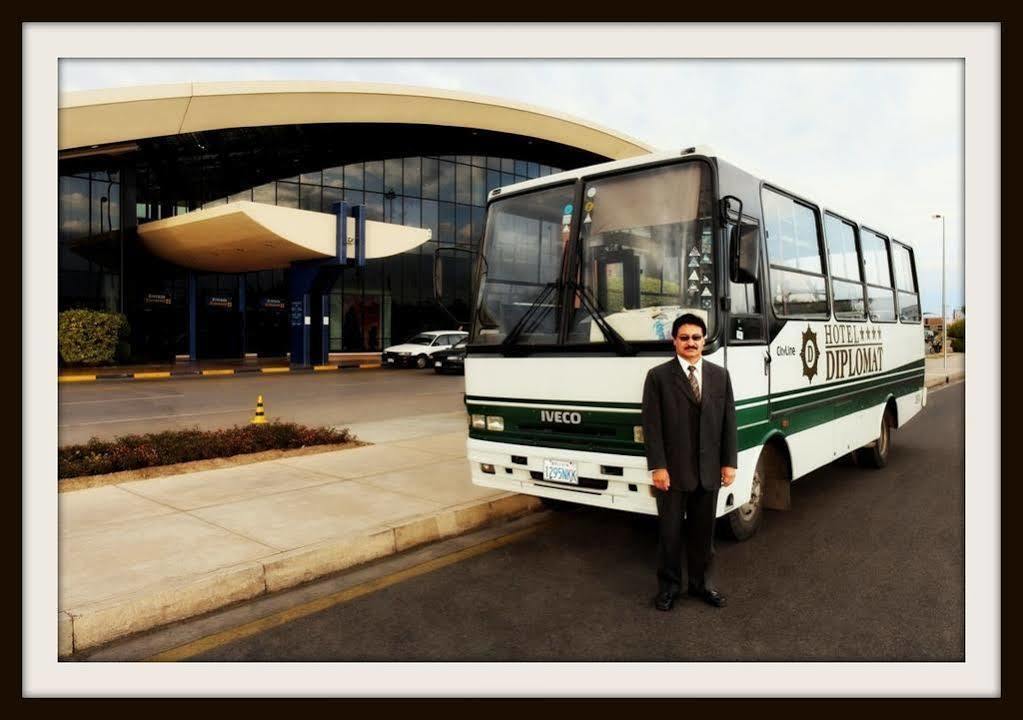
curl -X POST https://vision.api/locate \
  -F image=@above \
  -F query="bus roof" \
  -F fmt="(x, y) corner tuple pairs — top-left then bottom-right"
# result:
(487, 145), (913, 251)
(486, 146), (718, 201)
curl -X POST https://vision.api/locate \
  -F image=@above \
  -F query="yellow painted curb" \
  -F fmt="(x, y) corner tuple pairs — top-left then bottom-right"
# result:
(201, 369), (235, 376)
(261, 367), (290, 374)
(58, 375), (96, 383)
(359, 363), (382, 369)
(133, 371), (172, 380)
(313, 365), (338, 372)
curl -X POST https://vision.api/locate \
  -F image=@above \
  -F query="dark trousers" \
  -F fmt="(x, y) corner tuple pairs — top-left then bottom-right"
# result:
(655, 485), (719, 593)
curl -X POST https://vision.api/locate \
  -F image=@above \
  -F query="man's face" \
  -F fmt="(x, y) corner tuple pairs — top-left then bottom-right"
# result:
(673, 323), (705, 364)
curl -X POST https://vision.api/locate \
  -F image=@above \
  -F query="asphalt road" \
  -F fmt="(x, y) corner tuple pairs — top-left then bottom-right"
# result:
(58, 367), (465, 445)
(179, 382), (963, 662)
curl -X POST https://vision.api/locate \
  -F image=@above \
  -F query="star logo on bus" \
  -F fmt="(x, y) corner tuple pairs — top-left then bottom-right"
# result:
(800, 326), (820, 383)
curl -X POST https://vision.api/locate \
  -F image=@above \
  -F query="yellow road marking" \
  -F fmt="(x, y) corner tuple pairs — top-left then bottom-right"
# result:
(201, 369), (234, 376)
(58, 375), (96, 383)
(359, 363), (382, 369)
(261, 367), (290, 374)
(313, 365), (338, 372)
(133, 371), (171, 380)
(147, 523), (543, 662)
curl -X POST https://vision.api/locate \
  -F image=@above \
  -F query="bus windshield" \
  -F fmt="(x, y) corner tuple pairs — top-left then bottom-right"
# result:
(473, 161), (716, 347)
(474, 184), (575, 345)
(567, 161), (715, 343)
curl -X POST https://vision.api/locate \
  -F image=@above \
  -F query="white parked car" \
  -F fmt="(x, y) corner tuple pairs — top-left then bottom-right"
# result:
(381, 330), (469, 369)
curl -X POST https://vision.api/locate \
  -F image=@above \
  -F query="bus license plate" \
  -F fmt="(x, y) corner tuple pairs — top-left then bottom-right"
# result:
(543, 459), (578, 485)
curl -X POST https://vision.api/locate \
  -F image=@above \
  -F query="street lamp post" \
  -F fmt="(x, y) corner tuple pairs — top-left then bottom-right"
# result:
(931, 213), (947, 372)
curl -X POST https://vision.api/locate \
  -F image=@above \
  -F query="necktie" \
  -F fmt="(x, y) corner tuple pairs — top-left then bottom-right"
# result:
(688, 365), (701, 403)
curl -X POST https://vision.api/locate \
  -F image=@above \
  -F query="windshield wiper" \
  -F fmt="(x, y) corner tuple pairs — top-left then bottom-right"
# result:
(567, 281), (636, 356)
(498, 280), (636, 357)
(500, 281), (560, 356)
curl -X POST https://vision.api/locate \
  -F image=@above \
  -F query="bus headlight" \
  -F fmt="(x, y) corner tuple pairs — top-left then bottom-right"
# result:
(471, 414), (486, 430)
(634, 425), (644, 443)
(486, 416), (505, 432)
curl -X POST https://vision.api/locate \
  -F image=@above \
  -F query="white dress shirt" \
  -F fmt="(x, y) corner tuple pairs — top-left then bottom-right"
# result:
(676, 355), (703, 396)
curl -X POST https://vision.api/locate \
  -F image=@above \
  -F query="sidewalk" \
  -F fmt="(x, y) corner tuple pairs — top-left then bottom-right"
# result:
(58, 353), (384, 383)
(924, 353), (965, 388)
(58, 412), (540, 657)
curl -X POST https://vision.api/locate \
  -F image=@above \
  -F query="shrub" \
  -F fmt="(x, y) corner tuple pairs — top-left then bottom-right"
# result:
(58, 309), (130, 365)
(58, 422), (353, 479)
(946, 318), (965, 351)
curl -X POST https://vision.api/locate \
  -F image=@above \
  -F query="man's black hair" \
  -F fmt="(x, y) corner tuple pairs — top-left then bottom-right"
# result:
(672, 313), (707, 339)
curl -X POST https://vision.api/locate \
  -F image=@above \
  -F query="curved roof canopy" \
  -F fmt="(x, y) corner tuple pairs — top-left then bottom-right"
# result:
(58, 81), (654, 160)
(137, 202), (432, 272)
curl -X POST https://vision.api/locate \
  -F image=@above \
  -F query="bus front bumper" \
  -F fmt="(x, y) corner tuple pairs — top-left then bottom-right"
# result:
(467, 437), (659, 515)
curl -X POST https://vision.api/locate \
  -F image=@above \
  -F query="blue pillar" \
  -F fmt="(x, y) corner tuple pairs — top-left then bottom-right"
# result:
(289, 262), (319, 367)
(334, 202), (350, 262)
(187, 271), (197, 361)
(353, 204), (367, 267)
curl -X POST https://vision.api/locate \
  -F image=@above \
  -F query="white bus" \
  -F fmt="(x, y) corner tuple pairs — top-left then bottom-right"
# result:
(453, 147), (926, 540)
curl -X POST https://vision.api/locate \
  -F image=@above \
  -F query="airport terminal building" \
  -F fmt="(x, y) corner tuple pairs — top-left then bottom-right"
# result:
(58, 82), (651, 362)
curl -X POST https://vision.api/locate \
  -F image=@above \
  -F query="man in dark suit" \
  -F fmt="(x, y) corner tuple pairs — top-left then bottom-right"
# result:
(641, 313), (737, 611)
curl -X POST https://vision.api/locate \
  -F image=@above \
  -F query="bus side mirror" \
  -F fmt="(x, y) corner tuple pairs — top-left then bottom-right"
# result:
(730, 222), (761, 284)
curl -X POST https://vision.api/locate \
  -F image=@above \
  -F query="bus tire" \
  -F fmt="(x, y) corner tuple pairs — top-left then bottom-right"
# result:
(415, 354), (428, 369)
(722, 447), (769, 541)
(855, 407), (894, 469)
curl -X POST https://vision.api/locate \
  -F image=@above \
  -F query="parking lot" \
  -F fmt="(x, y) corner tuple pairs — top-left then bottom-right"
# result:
(58, 366), (466, 445)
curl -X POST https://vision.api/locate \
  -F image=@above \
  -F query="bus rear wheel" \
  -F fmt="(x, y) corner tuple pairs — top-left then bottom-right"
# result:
(855, 408), (894, 469)
(722, 448), (768, 541)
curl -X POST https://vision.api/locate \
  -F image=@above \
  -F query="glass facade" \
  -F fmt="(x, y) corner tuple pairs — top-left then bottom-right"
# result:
(58, 169), (122, 313)
(58, 123), (585, 361)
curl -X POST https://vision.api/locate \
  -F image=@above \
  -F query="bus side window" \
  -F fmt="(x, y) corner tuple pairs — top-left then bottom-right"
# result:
(728, 221), (765, 343)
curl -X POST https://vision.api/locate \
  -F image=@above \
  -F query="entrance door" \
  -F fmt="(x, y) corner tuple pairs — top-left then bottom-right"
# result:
(198, 290), (240, 358)
(255, 296), (289, 357)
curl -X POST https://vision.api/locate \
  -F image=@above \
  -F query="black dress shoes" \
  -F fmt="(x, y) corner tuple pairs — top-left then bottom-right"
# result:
(687, 587), (727, 608)
(654, 589), (679, 611)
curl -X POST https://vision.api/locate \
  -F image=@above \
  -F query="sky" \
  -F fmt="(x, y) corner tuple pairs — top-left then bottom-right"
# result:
(60, 58), (965, 318)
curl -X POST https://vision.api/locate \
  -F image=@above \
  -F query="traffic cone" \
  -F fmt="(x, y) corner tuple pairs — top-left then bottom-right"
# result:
(251, 395), (268, 424)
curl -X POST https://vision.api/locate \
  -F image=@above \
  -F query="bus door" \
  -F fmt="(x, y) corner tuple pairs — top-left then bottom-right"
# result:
(724, 216), (769, 453)
(594, 247), (640, 312)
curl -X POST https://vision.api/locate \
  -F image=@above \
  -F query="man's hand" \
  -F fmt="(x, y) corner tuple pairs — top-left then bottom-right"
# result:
(720, 466), (736, 487)
(652, 468), (671, 491)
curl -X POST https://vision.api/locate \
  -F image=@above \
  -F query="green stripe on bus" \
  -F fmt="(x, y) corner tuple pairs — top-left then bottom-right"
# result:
(468, 373), (923, 457)
(466, 358), (925, 412)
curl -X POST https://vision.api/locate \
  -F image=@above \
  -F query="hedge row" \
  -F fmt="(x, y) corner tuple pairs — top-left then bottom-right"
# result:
(59, 422), (353, 479)
(58, 309), (130, 365)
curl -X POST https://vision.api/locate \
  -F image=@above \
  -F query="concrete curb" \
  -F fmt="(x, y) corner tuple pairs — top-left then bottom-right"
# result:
(58, 361), (385, 384)
(925, 370), (965, 389)
(59, 611), (74, 657)
(60, 492), (542, 656)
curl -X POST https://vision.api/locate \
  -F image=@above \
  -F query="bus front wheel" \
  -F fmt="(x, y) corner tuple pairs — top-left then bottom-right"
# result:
(722, 449), (769, 541)
(855, 408), (894, 469)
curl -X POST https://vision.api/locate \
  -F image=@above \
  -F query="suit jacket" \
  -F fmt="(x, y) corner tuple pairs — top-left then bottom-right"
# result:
(641, 357), (738, 492)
